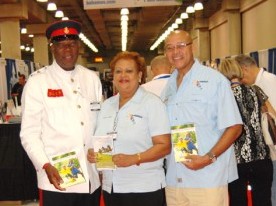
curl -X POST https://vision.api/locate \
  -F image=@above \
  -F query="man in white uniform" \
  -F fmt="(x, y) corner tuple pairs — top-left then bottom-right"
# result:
(142, 55), (171, 97)
(235, 54), (276, 205)
(20, 20), (102, 206)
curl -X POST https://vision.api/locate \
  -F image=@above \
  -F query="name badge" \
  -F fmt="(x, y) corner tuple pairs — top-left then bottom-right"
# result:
(107, 131), (117, 140)
(90, 102), (101, 111)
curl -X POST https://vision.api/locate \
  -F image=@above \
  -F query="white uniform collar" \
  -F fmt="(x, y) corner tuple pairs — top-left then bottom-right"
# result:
(152, 74), (171, 80)
(52, 60), (78, 77)
(255, 67), (265, 85)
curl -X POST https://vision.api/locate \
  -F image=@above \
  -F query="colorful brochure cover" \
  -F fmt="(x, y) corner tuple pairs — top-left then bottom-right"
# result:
(93, 135), (116, 170)
(50, 151), (86, 188)
(171, 124), (198, 162)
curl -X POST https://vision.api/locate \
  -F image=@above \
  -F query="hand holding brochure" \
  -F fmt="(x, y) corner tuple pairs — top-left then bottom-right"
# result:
(50, 151), (86, 188)
(171, 124), (198, 162)
(93, 135), (116, 170)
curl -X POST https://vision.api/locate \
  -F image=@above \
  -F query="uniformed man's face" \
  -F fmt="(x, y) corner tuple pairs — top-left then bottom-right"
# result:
(51, 39), (79, 71)
(113, 58), (142, 94)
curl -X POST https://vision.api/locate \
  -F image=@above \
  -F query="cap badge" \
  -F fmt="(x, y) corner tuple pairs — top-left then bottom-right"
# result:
(64, 27), (69, 34)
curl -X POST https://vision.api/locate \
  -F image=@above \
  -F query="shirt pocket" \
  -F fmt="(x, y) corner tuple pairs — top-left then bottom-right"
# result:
(174, 93), (208, 126)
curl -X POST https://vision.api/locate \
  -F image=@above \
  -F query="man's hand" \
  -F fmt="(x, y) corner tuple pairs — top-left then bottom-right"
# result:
(44, 164), (65, 191)
(182, 154), (210, 170)
(112, 153), (138, 167)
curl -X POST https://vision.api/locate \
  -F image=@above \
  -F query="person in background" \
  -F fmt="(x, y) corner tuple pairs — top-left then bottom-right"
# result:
(87, 51), (171, 206)
(235, 54), (276, 205)
(20, 20), (102, 206)
(162, 30), (243, 206)
(11, 74), (26, 106)
(218, 58), (274, 206)
(142, 55), (171, 97)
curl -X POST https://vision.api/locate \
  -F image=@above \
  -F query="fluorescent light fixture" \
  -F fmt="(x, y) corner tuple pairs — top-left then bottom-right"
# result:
(21, 28), (27, 34)
(180, 12), (188, 19)
(194, 2), (203, 10)
(186, 5), (195, 13)
(55, 10), (64, 18)
(120, 8), (129, 15)
(121, 15), (129, 21)
(47, 3), (57, 11)
(175, 18), (183, 24)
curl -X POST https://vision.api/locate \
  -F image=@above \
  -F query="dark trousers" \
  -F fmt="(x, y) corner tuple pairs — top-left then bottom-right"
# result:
(103, 188), (165, 206)
(229, 159), (273, 206)
(39, 187), (101, 206)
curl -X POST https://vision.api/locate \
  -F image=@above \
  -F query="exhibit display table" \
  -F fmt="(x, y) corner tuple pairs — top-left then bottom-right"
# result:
(0, 123), (38, 201)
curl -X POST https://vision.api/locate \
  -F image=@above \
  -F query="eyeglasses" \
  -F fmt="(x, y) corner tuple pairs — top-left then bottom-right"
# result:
(165, 42), (192, 53)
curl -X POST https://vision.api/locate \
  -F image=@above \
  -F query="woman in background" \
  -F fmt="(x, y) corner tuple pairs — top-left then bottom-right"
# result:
(88, 51), (171, 206)
(218, 58), (275, 206)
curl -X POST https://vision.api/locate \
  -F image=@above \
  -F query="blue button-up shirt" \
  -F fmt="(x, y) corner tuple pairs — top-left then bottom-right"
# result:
(95, 87), (171, 193)
(162, 59), (242, 188)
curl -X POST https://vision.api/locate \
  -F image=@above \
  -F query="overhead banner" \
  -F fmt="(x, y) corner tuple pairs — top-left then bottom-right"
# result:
(84, 0), (181, 9)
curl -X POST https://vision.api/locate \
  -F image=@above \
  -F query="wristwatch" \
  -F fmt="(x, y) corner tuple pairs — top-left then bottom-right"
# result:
(206, 152), (217, 163)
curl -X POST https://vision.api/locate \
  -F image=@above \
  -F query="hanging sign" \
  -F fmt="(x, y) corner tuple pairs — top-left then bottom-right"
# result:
(84, 0), (181, 10)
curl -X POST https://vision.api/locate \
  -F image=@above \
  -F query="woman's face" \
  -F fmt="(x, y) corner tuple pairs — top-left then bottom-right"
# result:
(113, 58), (142, 94)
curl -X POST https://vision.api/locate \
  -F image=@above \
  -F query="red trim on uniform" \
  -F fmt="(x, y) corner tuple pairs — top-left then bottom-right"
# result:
(39, 189), (43, 206)
(50, 28), (78, 38)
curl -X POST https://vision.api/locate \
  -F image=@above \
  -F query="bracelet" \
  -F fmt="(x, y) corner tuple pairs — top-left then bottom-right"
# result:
(136, 153), (141, 166)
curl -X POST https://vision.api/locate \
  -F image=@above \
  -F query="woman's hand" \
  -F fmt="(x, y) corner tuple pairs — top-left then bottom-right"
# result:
(112, 153), (138, 167)
(87, 148), (97, 163)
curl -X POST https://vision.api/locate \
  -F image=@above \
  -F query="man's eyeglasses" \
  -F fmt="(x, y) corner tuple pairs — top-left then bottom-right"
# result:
(165, 42), (192, 53)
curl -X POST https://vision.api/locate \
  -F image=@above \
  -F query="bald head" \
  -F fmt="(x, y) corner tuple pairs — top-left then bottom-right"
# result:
(164, 30), (194, 72)
(165, 30), (192, 45)
(150, 55), (171, 77)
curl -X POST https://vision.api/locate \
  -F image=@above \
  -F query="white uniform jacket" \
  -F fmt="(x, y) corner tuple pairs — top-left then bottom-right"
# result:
(20, 60), (102, 193)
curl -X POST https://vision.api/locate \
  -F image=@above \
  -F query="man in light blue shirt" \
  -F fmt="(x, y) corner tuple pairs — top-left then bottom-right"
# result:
(162, 30), (243, 206)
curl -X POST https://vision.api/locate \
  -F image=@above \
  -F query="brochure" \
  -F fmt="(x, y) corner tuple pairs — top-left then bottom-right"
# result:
(171, 123), (198, 162)
(93, 135), (116, 170)
(50, 151), (86, 188)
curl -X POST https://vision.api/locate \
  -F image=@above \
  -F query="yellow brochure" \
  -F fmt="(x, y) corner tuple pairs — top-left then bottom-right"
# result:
(50, 151), (86, 188)
(171, 124), (198, 162)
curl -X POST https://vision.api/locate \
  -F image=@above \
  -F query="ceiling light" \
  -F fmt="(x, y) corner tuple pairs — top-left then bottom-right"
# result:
(37, 0), (48, 2)
(180, 12), (188, 19)
(21, 28), (27, 34)
(25, 46), (30, 51)
(28, 34), (34, 38)
(55, 10), (64, 18)
(47, 3), (57, 11)
(20, 45), (25, 50)
(175, 18), (183, 24)
(120, 8), (129, 15)
(186, 5), (195, 13)
(121, 15), (129, 21)
(62, 17), (69, 21)
(31, 48), (35, 52)
(194, 2), (204, 10)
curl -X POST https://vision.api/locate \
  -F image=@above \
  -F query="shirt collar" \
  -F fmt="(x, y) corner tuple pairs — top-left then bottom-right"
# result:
(152, 74), (171, 80)
(255, 67), (265, 85)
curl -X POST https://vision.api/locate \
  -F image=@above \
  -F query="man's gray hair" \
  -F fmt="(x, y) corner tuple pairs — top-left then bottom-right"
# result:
(235, 54), (257, 67)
